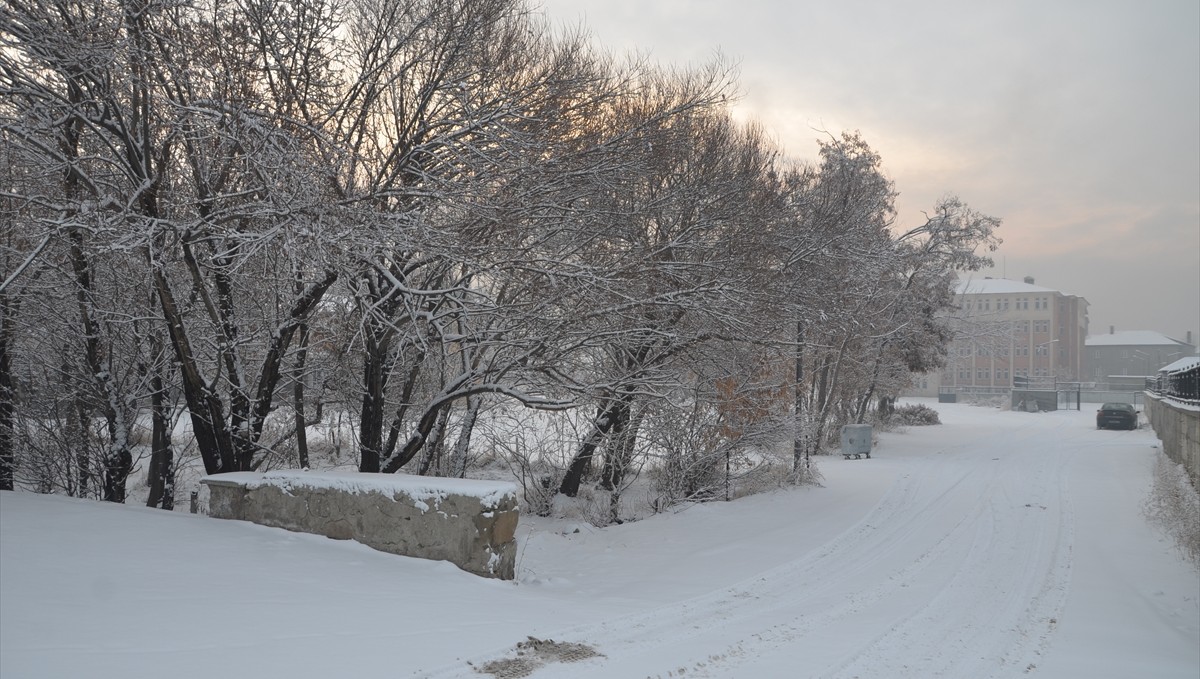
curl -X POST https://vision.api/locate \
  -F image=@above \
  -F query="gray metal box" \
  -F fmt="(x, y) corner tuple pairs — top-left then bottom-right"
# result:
(841, 424), (873, 458)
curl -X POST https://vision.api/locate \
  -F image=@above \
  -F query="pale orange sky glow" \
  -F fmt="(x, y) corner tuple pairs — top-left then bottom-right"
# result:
(539, 0), (1200, 344)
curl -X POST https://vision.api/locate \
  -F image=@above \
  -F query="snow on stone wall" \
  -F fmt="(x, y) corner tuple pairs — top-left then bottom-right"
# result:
(202, 472), (519, 579)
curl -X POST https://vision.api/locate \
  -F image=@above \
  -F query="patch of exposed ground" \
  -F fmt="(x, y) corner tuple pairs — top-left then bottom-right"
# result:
(476, 637), (603, 678)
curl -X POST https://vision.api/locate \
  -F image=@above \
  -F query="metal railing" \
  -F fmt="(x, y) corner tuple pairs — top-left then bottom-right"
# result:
(1146, 362), (1200, 406)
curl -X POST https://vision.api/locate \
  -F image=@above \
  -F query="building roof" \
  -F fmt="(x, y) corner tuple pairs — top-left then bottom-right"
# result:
(1160, 356), (1199, 373)
(1085, 330), (1189, 347)
(956, 277), (1056, 295)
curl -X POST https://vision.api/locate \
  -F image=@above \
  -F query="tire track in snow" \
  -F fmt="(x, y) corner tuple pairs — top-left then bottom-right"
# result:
(672, 418), (1077, 679)
(814, 420), (1077, 678)
(418, 417), (1078, 679)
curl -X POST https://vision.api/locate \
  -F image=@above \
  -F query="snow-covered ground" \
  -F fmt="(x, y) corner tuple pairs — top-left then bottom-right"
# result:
(2, 400), (1197, 678)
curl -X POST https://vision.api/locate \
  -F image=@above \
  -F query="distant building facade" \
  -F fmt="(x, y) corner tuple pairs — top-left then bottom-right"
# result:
(1085, 329), (1196, 384)
(908, 276), (1090, 396)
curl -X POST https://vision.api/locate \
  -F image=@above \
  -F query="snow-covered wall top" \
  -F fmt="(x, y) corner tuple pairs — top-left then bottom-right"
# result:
(202, 471), (517, 510)
(1160, 356), (1200, 373)
(1085, 331), (1190, 347)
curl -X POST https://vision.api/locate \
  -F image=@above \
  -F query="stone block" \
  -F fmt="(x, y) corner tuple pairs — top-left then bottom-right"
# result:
(201, 471), (519, 579)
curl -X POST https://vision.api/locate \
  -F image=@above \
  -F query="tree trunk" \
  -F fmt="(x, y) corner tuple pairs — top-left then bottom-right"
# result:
(381, 353), (425, 461)
(150, 264), (237, 475)
(417, 406), (451, 476)
(146, 329), (174, 509)
(103, 448), (131, 503)
(854, 346), (886, 424)
(602, 402), (642, 524)
(448, 396), (482, 478)
(558, 396), (627, 497)
(70, 397), (90, 498)
(293, 321), (310, 469)
(878, 395), (895, 421)
(242, 270), (337, 472)
(600, 399), (636, 491)
(357, 329), (390, 473)
(382, 398), (451, 474)
(792, 319), (805, 472)
(0, 292), (14, 491)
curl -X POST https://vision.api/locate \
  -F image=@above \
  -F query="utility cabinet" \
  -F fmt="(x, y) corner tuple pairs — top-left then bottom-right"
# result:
(840, 424), (873, 460)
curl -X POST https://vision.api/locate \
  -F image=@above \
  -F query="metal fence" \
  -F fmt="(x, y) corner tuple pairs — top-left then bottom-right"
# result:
(936, 383), (1150, 410)
(1146, 362), (1200, 406)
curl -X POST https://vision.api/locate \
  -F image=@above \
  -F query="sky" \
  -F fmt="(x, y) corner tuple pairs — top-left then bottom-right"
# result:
(3, 401), (1197, 677)
(537, 0), (1200, 345)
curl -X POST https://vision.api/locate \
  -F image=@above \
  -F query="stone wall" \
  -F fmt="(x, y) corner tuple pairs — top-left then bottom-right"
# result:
(1144, 395), (1200, 489)
(201, 471), (519, 579)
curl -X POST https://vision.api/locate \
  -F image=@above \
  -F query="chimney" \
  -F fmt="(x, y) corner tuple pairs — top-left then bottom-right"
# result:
(1110, 326), (1114, 335)
(1188, 330), (1193, 346)
(1023, 275), (1034, 284)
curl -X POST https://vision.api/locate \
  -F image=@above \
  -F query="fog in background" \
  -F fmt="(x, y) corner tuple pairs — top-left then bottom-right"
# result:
(540, 0), (1200, 343)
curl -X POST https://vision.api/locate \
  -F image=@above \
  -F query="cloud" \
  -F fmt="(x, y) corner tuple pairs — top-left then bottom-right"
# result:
(539, 0), (1200, 339)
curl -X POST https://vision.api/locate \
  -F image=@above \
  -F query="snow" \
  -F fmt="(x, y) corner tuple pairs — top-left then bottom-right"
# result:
(956, 277), (1058, 295)
(2, 401), (1197, 679)
(1160, 355), (1200, 373)
(1086, 330), (1191, 347)
(203, 470), (517, 510)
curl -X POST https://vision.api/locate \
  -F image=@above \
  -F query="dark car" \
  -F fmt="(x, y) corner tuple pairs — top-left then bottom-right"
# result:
(1096, 402), (1138, 430)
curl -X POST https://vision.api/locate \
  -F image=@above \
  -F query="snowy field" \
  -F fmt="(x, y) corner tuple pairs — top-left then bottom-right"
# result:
(2, 400), (1197, 678)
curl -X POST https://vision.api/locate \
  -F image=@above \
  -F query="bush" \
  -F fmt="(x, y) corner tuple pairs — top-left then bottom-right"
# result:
(893, 404), (941, 426)
(1144, 453), (1200, 566)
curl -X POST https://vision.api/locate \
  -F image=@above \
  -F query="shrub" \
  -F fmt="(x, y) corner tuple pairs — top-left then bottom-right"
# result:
(1144, 453), (1200, 566)
(893, 404), (941, 426)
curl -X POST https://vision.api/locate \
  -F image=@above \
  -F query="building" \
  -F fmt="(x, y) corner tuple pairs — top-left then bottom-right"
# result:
(1085, 329), (1196, 384)
(908, 276), (1090, 396)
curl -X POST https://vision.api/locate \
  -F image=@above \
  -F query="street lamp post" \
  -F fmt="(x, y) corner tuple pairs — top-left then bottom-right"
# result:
(1035, 339), (1059, 385)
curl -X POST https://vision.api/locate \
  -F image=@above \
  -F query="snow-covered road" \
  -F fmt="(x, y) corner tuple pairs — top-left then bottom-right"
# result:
(2, 401), (1197, 679)
(433, 404), (1198, 679)
(526, 422), (1077, 678)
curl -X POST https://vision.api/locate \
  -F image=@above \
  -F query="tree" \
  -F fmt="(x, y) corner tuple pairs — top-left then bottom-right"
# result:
(554, 67), (780, 516)
(760, 132), (898, 470)
(850, 196), (1001, 423)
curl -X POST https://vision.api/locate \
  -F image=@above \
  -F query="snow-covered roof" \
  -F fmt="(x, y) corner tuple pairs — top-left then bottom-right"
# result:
(1085, 331), (1190, 347)
(956, 278), (1056, 295)
(1160, 356), (1200, 373)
